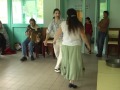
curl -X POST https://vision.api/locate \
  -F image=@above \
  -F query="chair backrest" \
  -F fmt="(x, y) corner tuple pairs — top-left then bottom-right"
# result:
(108, 31), (119, 38)
(41, 27), (47, 41)
(108, 28), (120, 41)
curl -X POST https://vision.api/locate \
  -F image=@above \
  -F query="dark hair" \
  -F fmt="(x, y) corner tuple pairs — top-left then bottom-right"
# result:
(104, 11), (109, 16)
(86, 17), (91, 23)
(67, 8), (83, 34)
(53, 8), (60, 14)
(53, 8), (60, 19)
(29, 18), (36, 25)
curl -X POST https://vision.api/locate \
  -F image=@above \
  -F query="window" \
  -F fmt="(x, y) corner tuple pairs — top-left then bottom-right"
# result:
(100, 2), (107, 20)
(12, 0), (22, 23)
(0, 0), (8, 23)
(12, 0), (43, 24)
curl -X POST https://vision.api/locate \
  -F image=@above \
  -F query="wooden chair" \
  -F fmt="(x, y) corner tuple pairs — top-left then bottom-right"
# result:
(42, 40), (55, 58)
(26, 43), (39, 58)
(41, 28), (55, 58)
(27, 27), (55, 58)
(107, 28), (120, 57)
(34, 27), (47, 57)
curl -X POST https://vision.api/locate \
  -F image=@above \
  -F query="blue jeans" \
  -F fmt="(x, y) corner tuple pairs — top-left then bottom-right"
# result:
(97, 31), (107, 55)
(22, 38), (34, 57)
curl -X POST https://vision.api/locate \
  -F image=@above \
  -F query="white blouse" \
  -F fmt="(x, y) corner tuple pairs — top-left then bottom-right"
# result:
(61, 21), (82, 46)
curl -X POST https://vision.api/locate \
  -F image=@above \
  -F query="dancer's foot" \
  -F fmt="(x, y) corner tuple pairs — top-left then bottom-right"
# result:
(54, 68), (60, 73)
(68, 83), (78, 88)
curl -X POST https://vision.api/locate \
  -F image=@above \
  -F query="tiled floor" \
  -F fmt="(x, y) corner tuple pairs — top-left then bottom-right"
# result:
(97, 60), (120, 90)
(0, 51), (98, 90)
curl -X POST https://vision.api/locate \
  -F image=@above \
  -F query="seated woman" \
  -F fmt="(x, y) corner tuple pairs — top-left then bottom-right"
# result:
(20, 18), (40, 61)
(0, 21), (9, 55)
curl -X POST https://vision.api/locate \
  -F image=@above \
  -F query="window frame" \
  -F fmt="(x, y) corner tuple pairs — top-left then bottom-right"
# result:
(12, 0), (44, 24)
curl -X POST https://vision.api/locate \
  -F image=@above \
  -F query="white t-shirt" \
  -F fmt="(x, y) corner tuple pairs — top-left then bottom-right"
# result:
(61, 21), (82, 46)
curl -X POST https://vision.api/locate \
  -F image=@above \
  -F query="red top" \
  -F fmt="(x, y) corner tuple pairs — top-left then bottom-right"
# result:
(85, 23), (93, 36)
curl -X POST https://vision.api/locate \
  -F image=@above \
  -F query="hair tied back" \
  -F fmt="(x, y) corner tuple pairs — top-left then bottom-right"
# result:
(71, 15), (76, 17)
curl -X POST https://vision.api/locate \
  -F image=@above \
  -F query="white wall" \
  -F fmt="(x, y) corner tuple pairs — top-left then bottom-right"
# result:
(109, 0), (120, 28)
(43, 0), (60, 27)
(68, 0), (82, 10)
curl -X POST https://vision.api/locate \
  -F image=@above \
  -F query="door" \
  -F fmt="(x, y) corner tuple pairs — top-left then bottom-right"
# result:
(94, 0), (110, 54)
(81, 0), (86, 53)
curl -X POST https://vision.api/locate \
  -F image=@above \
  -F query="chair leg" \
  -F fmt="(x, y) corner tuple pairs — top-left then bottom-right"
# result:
(35, 47), (39, 58)
(42, 43), (45, 58)
(107, 45), (109, 58)
(118, 46), (119, 58)
(42, 42), (55, 58)
(118, 45), (120, 56)
(46, 46), (50, 55)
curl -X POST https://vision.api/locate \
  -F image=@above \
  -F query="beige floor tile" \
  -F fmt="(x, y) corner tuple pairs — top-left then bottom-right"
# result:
(0, 87), (8, 90)
(0, 52), (97, 90)
(27, 87), (39, 90)
(17, 85), (29, 90)
(98, 60), (120, 74)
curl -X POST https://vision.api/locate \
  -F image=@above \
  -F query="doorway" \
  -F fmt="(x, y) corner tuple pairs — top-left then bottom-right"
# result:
(93, 0), (109, 54)
(84, 0), (109, 54)
(60, 0), (110, 54)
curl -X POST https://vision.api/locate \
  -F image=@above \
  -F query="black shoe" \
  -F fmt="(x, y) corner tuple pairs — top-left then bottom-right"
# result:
(1, 52), (5, 55)
(20, 57), (27, 61)
(83, 67), (85, 71)
(69, 83), (78, 88)
(89, 50), (91, 54)
(31, 56), (35, 61)
(96, 54), (102, 57)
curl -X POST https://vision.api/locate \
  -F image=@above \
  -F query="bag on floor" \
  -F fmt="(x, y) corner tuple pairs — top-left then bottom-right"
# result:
(14, 42), (21, 51)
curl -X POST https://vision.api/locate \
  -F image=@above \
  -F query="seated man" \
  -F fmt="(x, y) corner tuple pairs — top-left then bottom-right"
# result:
(0, 33), (6, 55)
(0, 21), (9, 47)
(20, 18), (40, 61)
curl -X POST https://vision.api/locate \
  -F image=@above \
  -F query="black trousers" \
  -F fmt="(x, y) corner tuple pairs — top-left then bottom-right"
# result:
(0, 33), (6, 53)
